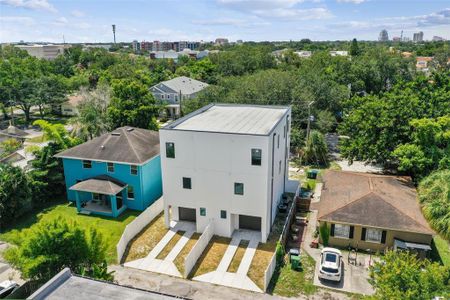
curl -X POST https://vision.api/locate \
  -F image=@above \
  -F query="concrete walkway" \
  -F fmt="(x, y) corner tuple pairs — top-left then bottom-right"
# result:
(192, 229), (263, 293)
(125, 221), (196, 277)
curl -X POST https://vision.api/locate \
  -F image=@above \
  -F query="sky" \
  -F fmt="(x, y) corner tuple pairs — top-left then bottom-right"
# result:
(0, 0), (449, 43)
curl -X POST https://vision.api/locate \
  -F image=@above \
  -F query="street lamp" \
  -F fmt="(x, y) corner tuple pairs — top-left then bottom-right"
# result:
(306, 101), (315, 144)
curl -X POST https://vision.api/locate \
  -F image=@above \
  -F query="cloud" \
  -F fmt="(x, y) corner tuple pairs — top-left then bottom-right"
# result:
(0, 15), (35, 25)
(54, 16), (68, 24)
(337, 0), (366, 4)
(0, 0), (56, 12)
(333, 8), (450, 31)
(217, 0), (332, 20)
(71, 9), (85, 18)
(192, 17), (270, 27)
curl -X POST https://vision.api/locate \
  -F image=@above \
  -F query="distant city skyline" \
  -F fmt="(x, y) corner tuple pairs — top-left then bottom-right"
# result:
(0, 0), (449, 43)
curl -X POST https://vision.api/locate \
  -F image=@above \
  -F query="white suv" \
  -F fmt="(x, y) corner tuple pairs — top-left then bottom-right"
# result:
(318, 247), (343, 282)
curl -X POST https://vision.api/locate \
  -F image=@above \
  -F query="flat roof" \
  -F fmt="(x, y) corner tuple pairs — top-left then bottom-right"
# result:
(164, 104), (289, 135)
(28, 268), (183, 300)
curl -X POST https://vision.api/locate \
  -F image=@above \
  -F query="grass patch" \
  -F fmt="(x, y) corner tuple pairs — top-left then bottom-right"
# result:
(431, 235), (450, 267)
(269, 252), (317, 297)
(0, 202), (139, 264)
(156, 230), (186, 260)
(123, 212), (168, 263)
(189, 235), (231, 278)
(227, 240), (249, 273)
(248, 208), (288, 289)
(174, 232), (201, 275)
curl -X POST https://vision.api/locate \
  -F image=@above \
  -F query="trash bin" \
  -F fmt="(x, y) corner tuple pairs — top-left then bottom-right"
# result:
(307, 169), (319, 179)
(291, 255), (300, 270)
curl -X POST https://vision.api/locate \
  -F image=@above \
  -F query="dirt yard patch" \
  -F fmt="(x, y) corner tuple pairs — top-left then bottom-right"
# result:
(189, 236), (231, 278)
(227, 240), (249, 273)
(123, 212), (168, 263)
(174, 232), (201, 275)
(247, 203), (288, 289)
(156, 230), (186, 260)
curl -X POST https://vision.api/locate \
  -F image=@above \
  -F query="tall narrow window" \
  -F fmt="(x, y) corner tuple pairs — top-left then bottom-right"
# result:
(200, 207), (206, 216)
(107, 162), (114, 173)
(279, 160), (281, 174)
(251, 149), (262, 166)
(220, 210), (227, 219)
(182, 177), (192, 189)
(127, 185), (135, 199)
(82, 160), (92, 169)
(277, 135), (280, 148)
(234, 182), (244, 195)
(166, 142), (175, 158)
(130, 165), (138, 176)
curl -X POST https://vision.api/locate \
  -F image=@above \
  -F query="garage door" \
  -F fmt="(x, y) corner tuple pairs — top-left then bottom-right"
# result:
(179, 207), (196, 222)
(239, 215), (261, 231)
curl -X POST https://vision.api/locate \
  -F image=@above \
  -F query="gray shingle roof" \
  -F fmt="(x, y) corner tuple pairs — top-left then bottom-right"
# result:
(318, 171), (434, 235)
(153, 76), (208, 95)
(0, 125), (29, 137)
(55, 127), (159, 165)
(69, 175), (127, 195)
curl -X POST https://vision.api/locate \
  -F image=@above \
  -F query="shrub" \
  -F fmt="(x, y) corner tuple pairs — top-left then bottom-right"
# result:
(319, 222), (330, 246)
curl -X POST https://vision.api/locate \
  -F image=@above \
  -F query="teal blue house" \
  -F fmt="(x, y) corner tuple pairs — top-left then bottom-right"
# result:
(55, 127), (162, 217)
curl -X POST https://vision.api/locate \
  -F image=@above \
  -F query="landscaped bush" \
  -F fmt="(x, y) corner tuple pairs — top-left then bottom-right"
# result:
(418, 169), (450, 240)
(319, 222), (330, 246)
(0, 164), (32, 228)
(4, 218), (113, 282)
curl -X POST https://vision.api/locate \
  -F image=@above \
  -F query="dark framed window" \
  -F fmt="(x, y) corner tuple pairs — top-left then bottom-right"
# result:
(279, 160), (281, 174)
(183, 177), (192, 189)
(82, 160), (92, 169)
(166, 142), (175, 158)
(93, 193), (100, 201)
(277, 135), (280, 148)
(234, 182), (244, 195)
(127, 185), (135, 199)
(130, 165), (138, 175)
(251, 149), (262, 166)
(200, 207), (206, 216)
(220, 210), (227, 219)
(107, 162), (114, 173)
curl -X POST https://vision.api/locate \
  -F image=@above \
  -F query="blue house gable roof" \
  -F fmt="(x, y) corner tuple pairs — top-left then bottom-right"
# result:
(55, 127), (160, 165)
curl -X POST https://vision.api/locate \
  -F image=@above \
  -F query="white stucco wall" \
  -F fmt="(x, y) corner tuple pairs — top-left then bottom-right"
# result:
(160, 109), (291, 242)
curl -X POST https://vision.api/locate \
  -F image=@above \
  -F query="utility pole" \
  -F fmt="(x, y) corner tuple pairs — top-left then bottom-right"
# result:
(112, 25), (116, 44)
(306, 101), (315, 145)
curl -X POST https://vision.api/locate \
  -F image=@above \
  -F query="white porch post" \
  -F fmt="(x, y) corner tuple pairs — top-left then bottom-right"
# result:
(164, 204), (170, 228)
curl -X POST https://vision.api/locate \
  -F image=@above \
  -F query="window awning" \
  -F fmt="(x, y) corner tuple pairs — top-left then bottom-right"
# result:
(394, 239), (432, 251)
(69, 175), (127, 195)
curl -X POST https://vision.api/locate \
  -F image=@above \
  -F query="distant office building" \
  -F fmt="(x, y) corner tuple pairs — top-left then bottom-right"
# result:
(140, 41), (152, 52)
(236, 39), (243, 44)
(378, 29), (389, 42)
(402, 37), (411, 42)
(413, 31), (424, 42)
(392, 36), (401, 42)
(132, 40), (140, 53)
(215, 38), (229, 46)
(432, 36), (445, 41)
(15, 44), (69, 60)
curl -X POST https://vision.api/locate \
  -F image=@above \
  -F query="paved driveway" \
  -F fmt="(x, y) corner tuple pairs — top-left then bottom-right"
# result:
(0, 242), (25, 285)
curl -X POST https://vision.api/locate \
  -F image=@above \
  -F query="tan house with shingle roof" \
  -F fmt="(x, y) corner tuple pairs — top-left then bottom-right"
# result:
(317, 171), (434, 256)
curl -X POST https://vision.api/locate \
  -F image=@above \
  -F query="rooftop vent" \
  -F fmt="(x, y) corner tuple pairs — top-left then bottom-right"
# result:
(126, 128), (134, 132)
(111, 132), (120, 136)
(100, 145), (105, 150)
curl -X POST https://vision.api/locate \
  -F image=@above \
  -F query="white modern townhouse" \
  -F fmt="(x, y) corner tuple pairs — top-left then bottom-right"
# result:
(159, 104), (291, 242)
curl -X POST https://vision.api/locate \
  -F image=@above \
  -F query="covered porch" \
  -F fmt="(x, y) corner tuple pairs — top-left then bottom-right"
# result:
(69, 175), (128, 218)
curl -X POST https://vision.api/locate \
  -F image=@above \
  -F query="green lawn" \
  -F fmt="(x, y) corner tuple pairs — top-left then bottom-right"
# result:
(0, 201), (139, 264)
(269, 252), (317, 297)
(431, 235), (450, 267)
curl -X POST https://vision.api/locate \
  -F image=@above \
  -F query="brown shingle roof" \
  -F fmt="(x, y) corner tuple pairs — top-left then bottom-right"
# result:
(55, 127), (160, 165)
(318, 170), (433, 235)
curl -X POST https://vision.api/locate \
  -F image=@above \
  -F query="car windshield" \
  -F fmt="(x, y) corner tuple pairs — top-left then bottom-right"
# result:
(322, 267), (339, 274)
